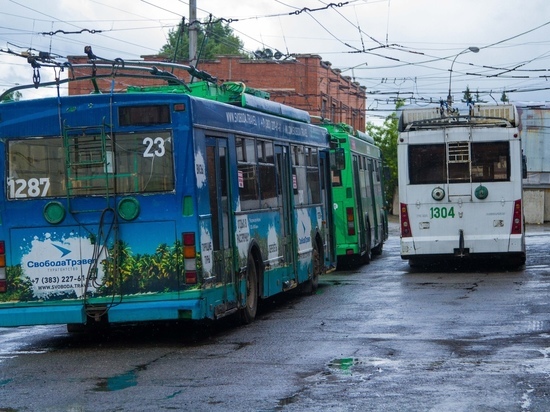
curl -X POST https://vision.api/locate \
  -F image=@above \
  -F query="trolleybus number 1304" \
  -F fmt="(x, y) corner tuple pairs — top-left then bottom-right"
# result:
(430, 206), (455, 219)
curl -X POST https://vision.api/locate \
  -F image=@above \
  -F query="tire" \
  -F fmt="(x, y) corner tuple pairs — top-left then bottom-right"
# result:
(240, 254), (258, 324)
(372, 225), (385, 256)
(67, 323), (86, 333)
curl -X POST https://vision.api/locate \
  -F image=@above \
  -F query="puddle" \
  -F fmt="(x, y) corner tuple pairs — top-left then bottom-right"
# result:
(94, 364), (148, 392)
(328, 357), (358, 373)
(94, 370), (138, 392)
(277, 393), (299, 407)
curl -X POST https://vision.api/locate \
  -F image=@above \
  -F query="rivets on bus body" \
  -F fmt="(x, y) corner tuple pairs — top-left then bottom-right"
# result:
(431, 187), (445, 201)
(415, 200), (420, 209)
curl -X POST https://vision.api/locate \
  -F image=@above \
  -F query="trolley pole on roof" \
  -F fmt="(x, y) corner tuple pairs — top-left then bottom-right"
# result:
(189, 0), (198, 69)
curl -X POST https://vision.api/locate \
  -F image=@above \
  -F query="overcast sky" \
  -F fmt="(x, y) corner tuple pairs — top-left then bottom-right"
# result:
(1, 0), (550, 120)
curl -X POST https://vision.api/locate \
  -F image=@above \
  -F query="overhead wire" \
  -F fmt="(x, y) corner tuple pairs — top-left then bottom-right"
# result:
(2, 0), (550, 104)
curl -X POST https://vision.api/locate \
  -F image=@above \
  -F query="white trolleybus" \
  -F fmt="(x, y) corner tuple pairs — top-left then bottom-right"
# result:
(397, 103), (526, 268)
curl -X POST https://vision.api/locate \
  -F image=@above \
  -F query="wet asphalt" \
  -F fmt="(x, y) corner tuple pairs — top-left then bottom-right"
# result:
(0, 217), (550, 411)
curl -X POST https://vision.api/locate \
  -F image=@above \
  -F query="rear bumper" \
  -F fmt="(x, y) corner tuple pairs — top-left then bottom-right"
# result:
(401, 234), (525, 258)
(0, 299), (208, 327)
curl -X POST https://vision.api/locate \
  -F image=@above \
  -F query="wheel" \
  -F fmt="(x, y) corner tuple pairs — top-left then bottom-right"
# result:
(67, 323), (86, 333)
(372, 225), (385, 256)
(240, 254), (258, 324)
(302, 243), (321, 295)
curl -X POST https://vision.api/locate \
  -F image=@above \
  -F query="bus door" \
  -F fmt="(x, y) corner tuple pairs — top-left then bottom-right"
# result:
(275, 145), (295, 277)
(352, 155), (367, 253)
(367, 158), (380, 242)
(206, 138), (235, 299)
(319, 149), (336, 268)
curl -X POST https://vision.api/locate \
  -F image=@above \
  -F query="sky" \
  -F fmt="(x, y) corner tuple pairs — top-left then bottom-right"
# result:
(1, 0), (550, 121)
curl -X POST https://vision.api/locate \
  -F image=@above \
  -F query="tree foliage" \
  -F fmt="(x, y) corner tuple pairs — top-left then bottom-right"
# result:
(366, 100), (404, 213)
(160, 19), (246, 61)
(1, 90), (22, 102)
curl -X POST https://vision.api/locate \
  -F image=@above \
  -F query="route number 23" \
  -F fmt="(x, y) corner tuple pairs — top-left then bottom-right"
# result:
(143, 137), (166, 158)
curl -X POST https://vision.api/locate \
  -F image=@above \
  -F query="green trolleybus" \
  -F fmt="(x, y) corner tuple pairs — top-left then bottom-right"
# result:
(322, 122), (388, 267)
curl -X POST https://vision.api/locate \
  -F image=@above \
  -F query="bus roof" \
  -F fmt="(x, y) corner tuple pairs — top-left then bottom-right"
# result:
(0, 48), (311, 124)
(316, 121), (376, 145)
(399, 103), (519, 132)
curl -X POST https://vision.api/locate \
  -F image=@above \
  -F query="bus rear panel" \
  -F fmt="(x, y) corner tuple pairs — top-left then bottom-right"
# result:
(398, 104), (526, 267)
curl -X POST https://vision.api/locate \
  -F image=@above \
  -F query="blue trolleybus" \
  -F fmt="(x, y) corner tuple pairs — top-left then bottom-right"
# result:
(0, 52), (335, 329)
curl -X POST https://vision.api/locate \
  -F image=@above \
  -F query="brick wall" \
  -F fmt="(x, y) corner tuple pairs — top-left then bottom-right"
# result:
(68, 54), (367, 131)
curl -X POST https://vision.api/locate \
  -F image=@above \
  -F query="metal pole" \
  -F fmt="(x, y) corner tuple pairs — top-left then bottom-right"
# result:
(447, 46), (479, 106)
(189, 0), (198, 68)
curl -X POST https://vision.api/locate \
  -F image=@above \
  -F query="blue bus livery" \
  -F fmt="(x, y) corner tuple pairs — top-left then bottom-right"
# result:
(0, 49), (336, 329)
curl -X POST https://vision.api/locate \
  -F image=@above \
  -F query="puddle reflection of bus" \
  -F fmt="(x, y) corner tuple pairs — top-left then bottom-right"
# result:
(0, 52), (336, 330)
(397, 103), (526, 268)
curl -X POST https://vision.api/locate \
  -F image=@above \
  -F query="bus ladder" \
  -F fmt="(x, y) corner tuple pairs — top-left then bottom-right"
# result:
(446, 141), (472, 200)
(63, 121), (114, 213)
(64, 122), (122, 318)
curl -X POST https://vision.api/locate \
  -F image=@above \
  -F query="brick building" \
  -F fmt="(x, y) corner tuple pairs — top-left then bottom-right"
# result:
(68, 54), (367, 131)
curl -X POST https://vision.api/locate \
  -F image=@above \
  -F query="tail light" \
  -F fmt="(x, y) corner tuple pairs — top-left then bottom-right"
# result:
(0, 241), (6, 292)
(511, 200), (522, 235)
(400, 203), (412, 238)
(346, 207), (355, 236)
(182, 232), (198, 284)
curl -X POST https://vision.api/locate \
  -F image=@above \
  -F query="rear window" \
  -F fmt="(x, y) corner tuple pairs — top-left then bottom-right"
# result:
(7, 131), (175, 199)
(408, 141), (510, 184)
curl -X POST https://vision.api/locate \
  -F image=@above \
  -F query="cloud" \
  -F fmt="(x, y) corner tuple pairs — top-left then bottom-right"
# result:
(1, 0), (549, 107)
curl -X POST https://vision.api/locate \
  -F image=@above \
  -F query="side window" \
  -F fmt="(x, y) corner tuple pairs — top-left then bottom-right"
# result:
(292, 145), (307, 205)
(307, 147), (321, 204)
(258, 140), (277, 208)
(236, 137), (260, 210)
(293, 145), (321, 205)
(331, 169), (342, 186)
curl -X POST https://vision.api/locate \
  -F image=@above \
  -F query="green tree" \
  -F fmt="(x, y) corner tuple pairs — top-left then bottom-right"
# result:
(366, 99), (404, 213)
(1, 90), (22, 102)
(160, 18), (246, 61)
(462, 86), (473, 103)
(501, 91), (509, 103)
